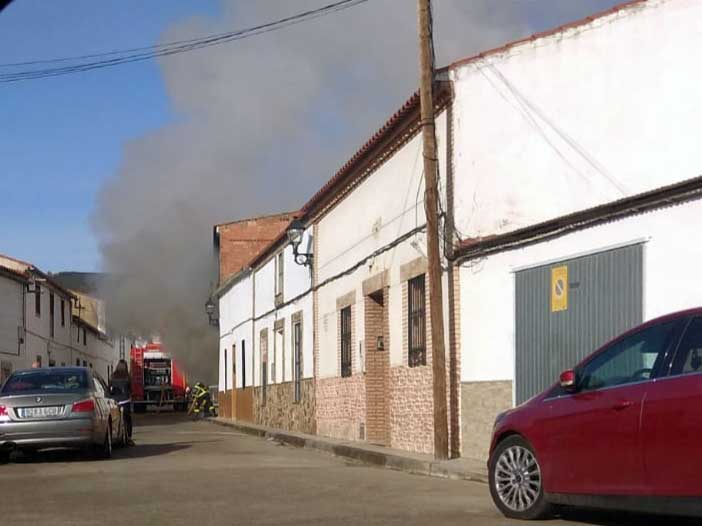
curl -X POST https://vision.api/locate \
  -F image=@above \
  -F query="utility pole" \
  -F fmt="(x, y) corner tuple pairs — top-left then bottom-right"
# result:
(417, 0), (448, 461)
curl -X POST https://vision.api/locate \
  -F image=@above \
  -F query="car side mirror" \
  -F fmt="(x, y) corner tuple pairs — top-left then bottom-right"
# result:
(559, 369), (577, 392)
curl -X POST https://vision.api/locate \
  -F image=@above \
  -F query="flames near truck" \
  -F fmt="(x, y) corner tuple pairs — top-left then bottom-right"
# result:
(130, 343), (187, 412)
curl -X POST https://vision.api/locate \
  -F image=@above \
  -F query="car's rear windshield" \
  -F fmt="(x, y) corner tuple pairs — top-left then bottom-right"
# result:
(1, 370), (89, 394)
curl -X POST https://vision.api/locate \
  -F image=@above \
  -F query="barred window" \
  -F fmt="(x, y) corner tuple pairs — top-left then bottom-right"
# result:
(340, 306), (352, 378)
(408, 274), (426, 367)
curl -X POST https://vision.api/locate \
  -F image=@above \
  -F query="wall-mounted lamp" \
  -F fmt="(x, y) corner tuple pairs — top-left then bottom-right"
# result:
(287, 219), (313, 267)
(205, 298), (218, 327)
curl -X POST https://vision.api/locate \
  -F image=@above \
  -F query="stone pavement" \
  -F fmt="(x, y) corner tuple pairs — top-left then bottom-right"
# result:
(209, 417), (488, 483)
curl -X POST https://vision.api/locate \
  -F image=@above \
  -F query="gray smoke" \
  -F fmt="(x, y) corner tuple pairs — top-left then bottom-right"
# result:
(92, 0), (621, 384)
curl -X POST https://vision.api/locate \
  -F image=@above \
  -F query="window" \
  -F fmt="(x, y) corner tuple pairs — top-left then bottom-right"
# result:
(275, 252), (284, 302)
(408, 274), (426, 367)
(340, 306), (352, 378)
(1, 370), (89, 394)
(83, 360), (87, 367)
(261, 330), (268, 404)
(83, 328), (87, 346)
(49, 293), (55, 338)
(293, 320), (302, 402)
(274, 325), (284, 382)
(241, 340), (246, 388)
(76, 358), (80, 366)
(61, 299), (65, 327)
(579, 321), (678, 392)
(224, 347), (228, 390)
(35, 284), (41, 317)
(671, 317), (702, 376)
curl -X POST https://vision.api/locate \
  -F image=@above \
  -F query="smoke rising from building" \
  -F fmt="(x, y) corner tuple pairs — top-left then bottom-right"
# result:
(91, 1), (620, 383)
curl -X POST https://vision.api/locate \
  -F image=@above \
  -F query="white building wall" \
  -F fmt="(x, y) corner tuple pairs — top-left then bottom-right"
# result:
(252, 230), (314, 387)
(316, 112), (448, 378)
(460, 199), (702, 386)
(69, 323), (118, 380)
(451, 0), (702, 239)
(25, 283), (74, 369)
(0, 273), (24, 380)
(218, 272), (253, 391)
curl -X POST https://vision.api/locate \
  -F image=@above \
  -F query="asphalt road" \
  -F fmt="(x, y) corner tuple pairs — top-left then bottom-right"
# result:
(0, 413), (692, 526)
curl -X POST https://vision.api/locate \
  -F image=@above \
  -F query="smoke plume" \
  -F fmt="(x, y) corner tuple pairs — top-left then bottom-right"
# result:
(92, 0), (620, 383)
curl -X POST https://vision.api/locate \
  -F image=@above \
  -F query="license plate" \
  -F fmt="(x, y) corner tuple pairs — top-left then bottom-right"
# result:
(20, 406), (63, 418)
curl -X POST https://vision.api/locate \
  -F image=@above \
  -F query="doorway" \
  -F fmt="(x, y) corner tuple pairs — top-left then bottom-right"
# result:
(365, 288), (389, 445)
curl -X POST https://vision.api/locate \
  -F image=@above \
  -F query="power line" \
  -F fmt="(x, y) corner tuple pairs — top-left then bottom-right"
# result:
(0, 0), (369, 83)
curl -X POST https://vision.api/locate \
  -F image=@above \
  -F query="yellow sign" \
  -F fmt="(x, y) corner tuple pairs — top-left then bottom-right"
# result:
(551, 266), (568, 312)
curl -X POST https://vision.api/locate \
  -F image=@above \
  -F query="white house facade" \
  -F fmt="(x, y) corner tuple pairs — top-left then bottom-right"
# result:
(448, 0), (702, 460)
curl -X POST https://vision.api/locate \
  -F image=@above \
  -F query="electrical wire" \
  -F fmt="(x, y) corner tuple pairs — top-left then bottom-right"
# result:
(0, 0), (369, 83)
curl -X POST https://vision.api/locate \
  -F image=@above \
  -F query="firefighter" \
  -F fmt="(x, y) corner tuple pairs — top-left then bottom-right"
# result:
(190, 382), (213, 417)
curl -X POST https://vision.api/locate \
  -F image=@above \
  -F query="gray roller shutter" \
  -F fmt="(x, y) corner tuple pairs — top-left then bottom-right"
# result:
(515, 243), (643, 404)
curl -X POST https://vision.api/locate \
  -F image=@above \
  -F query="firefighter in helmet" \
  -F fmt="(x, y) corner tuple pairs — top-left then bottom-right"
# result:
(190, 382), (214, 417)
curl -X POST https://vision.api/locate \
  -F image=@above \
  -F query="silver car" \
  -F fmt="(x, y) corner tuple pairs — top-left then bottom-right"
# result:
(0, 367), (127, 462)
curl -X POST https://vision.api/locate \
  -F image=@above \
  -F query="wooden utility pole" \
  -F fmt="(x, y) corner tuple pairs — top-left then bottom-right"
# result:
(417, 0), (449, 461)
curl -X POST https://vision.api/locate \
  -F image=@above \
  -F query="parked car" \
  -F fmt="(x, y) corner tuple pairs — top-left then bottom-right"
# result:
(0, 367), (127, 462)
(488, 308), (702, 520)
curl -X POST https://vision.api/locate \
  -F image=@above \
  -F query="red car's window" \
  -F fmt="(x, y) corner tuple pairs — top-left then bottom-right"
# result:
(579, 320), (678, 392)
(671, 317), (702, 376)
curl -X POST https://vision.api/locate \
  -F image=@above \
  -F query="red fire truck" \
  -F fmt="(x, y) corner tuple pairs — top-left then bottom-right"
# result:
(130, 343), (188, 412)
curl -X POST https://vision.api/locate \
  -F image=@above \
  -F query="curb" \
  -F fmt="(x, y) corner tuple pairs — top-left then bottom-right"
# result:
(206, 418), (487, 484)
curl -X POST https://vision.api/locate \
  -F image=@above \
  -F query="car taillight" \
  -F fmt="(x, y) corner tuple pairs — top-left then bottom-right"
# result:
(71, 399), (95, 413)
(0, 405), (9, 422)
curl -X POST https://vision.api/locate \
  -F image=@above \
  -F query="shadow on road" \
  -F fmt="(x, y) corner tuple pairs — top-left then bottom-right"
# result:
(555, 507), (699, 526)
(132, 412), (192, 427)
(8, 441), (193, 464)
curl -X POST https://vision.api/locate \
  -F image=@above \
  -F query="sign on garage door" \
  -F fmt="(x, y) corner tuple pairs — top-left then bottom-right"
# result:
(515, 243), (643, 404)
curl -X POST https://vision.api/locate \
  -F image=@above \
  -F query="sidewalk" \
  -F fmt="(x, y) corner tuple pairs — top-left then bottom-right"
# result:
(207, 417), (488, 483)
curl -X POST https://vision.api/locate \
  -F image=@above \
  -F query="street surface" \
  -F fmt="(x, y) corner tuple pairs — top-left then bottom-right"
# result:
(0, 413), (692, 526)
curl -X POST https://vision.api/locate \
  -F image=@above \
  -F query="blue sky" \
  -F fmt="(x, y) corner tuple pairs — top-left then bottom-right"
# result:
(0, 0), (220, 271)
(0, 0), (622, 274)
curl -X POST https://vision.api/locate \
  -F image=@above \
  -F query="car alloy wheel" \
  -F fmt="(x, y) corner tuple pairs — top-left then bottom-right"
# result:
(495, 445), (541, 511)
(489, 435), (551, 520)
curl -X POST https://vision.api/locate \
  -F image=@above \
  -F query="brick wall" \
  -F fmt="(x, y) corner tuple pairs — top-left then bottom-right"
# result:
(216, 213), (296, 283)
(252, 379), (315, 434)
(365, 290), (390, 445)
(461, 380), (513, 461)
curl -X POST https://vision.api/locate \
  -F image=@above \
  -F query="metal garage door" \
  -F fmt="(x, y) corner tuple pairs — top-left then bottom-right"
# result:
(515, 243), (643, 404)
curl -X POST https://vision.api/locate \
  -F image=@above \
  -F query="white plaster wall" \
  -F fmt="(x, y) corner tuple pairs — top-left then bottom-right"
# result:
(316, 112), (450, 378)
(254, 259), (275, 317)
(24, 283), (74, 369)
(451, 0), (702, 239)
(253, 294), (313, 385)
(218, 273), (253, 391)
(0, 275), (24, 370)
(460, 199), (702, 386)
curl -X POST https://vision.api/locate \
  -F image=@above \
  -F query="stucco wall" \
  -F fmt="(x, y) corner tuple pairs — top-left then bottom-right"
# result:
(460, 198), (702, 386)
(451, 0), (702, 241)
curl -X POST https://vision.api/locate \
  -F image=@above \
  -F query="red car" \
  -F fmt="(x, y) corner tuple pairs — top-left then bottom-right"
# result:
(488, 308), (702, 520)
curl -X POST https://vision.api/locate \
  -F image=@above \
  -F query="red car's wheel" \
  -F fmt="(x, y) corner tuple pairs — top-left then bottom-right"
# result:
(489, 435), (551, 520)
